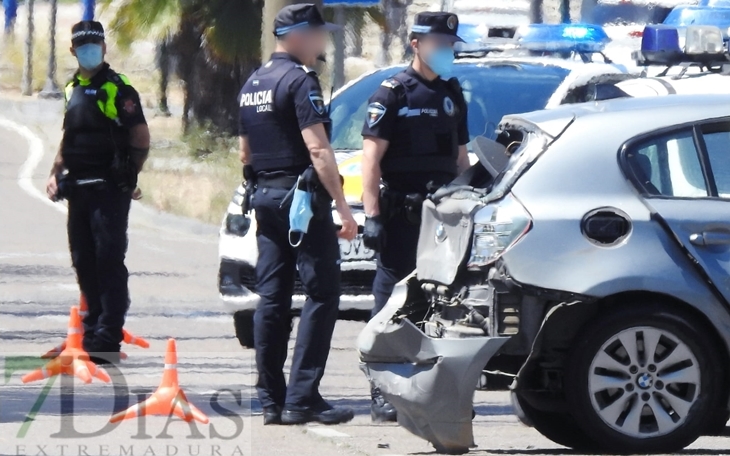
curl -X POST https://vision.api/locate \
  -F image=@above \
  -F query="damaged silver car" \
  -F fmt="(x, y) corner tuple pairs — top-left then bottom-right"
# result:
(358, 94), (730, 454)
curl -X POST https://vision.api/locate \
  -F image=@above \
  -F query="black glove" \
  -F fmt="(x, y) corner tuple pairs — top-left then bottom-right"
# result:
(363, 215), (386, 253)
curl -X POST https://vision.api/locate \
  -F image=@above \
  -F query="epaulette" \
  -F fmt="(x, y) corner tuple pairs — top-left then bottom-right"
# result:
(295, 64), (317, 75)
(381, 78), (401, 89)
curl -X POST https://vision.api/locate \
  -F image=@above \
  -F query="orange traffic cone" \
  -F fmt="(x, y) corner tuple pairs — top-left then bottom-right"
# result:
(109, 339), (209, 424)
(42, 294), (149, 359)
(23, 307), (110, 384)
(123, 329), (150, 348)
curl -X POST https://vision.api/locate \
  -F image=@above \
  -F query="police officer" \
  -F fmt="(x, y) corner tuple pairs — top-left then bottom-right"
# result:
(361, 11), (471, 421)
(46, 21), (150, 364)
(238, 4), (358, 426)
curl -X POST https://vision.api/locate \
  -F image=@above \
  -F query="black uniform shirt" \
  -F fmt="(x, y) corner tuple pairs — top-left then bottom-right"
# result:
(362, 66), (469, 193)
(238, 53), (330, 174)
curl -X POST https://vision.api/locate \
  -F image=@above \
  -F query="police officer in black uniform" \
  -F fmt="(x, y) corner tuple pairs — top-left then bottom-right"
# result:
(361, 11), (471, 421)
(46, 21), (150, 363)
(238, 4), (358, 426)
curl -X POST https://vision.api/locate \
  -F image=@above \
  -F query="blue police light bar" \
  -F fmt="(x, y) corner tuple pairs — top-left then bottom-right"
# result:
(664, 6), (730, 29)
(636, 24), (728, 66)
(516, 24), (610, 53)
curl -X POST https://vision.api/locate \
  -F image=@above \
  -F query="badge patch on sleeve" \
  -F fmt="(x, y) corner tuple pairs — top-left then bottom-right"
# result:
(308, 91), (326, 115)
(123, 99), (137, 115)
(367, 102), (387, 128)
(443, 97), (455, 117)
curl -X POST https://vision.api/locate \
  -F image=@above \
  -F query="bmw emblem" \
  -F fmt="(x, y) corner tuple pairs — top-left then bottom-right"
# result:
(435, 223), (447, 243)
(637, 373), (654, 389)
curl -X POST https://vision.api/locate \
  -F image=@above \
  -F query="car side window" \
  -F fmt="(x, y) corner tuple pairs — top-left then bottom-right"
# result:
(627, 129), (708, 198)
(700, 125), (730, 197)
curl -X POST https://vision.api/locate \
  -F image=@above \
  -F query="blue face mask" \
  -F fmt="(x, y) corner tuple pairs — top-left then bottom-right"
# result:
(75, 44), (103, 71)
(424, 47), (455, 77)
(288, 185), (314, 247)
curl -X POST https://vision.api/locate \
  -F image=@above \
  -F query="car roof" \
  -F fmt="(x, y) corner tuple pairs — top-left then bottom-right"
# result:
(504, 94), (730, 137)
(617, 72), (730, 97)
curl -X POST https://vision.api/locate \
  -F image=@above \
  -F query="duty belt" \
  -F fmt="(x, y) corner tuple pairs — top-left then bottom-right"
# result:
(256, 174), (298, 189)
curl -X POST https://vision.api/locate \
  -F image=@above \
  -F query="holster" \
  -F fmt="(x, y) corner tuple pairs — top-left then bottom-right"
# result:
(380, 188), (425, 225)
(110, 149), (137, 193)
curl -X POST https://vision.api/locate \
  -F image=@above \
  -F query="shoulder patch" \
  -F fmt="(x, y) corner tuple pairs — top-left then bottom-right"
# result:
(309, 91), (326, 115)
(367, 102), (387, 128)
(296, 64), (317, 75)
(381, 78), (401, 89)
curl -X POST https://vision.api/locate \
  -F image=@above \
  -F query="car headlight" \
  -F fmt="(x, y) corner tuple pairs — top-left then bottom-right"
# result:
(226, 213), (251, 237)
(467, 194), (532, 269)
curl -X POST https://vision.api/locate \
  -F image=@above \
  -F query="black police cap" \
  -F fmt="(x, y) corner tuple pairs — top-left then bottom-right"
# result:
(411, 12), (464, 43)
(71, 21), (105, 47)
(274, 3), (340, 37)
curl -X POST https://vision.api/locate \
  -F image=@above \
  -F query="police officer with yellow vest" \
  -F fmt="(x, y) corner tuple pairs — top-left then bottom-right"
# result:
(46, 21), (150, 364)
(238, 4), (357, 426)
(361, 11), (471, 421)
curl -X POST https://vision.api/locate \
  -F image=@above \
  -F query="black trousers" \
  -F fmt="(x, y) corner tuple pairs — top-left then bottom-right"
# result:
(371, 211), (421, 319)
(67, 185), (131, 352)
(252, 185), (341, 409)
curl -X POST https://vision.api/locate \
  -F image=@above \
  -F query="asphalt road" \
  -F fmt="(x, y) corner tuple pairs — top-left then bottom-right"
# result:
(3, 97), (730, 456)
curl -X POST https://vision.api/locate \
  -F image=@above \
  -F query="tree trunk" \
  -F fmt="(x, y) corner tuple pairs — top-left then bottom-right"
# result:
(332, 5), (345, 91)
(20, 0), (33, 96)
(39, 0), (61, 99)
(156, 37), (171, 116)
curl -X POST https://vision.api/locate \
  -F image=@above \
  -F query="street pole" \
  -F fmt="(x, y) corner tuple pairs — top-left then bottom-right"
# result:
(3, 0), (17, 37)
(81, 0), (94, 21)
(20, 0), (33, 96)
(530, 0), (543, 24)
(261, 0), (324, 63)
(39, 0), (62, 99)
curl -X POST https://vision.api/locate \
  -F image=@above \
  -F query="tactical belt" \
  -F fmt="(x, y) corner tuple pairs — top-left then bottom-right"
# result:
(257, 174), (298, 189)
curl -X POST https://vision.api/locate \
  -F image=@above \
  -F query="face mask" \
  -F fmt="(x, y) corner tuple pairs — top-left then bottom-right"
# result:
(75, 44), (103, 71)
(424, 47), (455, 77)
(288, 180), (314, 247)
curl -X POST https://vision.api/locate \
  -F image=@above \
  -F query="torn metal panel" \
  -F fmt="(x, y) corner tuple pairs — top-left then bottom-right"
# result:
(358, 279), (509, 453)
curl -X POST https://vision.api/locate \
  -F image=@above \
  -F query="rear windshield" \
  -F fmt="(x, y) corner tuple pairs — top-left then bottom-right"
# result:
(328, 62), (569, 151)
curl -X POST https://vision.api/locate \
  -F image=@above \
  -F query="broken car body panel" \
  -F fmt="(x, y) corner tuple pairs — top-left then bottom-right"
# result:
(358, 276), (508, 454)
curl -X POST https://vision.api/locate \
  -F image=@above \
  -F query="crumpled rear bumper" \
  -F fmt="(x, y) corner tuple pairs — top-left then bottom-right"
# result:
(357, 277), (509, 454)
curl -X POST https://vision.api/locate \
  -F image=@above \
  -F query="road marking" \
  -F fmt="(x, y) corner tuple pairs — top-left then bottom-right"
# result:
(0, 116), (66, 214)
(306, 427), (351, 438)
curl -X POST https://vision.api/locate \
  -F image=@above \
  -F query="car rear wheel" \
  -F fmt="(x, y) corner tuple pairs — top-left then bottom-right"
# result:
(566, 306), (722, 453)
(512, 392), (596, 450)
(233, 310), (255, 348)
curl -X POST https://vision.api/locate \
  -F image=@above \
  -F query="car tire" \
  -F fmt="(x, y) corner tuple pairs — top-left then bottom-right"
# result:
(233, 310), (255, 348)
(566, 304), (723, 453)
(512, 392), (597, 450)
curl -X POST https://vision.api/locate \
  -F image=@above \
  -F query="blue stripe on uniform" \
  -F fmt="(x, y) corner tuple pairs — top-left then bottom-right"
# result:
(275, 22), (310, 35)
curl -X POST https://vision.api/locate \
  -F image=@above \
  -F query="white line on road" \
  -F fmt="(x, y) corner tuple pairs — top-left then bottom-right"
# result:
(306, 427), (351, 438)
(0, 116), (67, 214)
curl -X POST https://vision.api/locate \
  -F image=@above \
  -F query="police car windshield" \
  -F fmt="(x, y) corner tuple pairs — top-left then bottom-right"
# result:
(584, 3), (671, 25)
(329, 62), (570, 151)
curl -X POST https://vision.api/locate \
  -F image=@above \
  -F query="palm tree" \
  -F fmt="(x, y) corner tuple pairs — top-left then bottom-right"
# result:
(39, 0), (62, 99)
(103, 0), (264, 133)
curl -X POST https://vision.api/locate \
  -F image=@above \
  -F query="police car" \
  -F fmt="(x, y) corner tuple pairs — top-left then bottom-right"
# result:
(219, 24), (631, 348)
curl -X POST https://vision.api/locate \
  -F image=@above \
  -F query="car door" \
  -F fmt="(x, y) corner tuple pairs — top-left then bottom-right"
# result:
(624, 119), (730, 302)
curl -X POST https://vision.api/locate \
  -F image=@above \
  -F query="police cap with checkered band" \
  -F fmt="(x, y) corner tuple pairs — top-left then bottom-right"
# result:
(411, 12), (464, 43)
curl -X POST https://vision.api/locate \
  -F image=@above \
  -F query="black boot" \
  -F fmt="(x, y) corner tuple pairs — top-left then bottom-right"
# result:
(263, 405), (282, 425)
(371, 386), (397, 422)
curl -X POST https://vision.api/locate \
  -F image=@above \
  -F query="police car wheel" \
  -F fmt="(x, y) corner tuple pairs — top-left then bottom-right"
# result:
(233, 310), (255, 348)
(566, 305), (723, 453)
